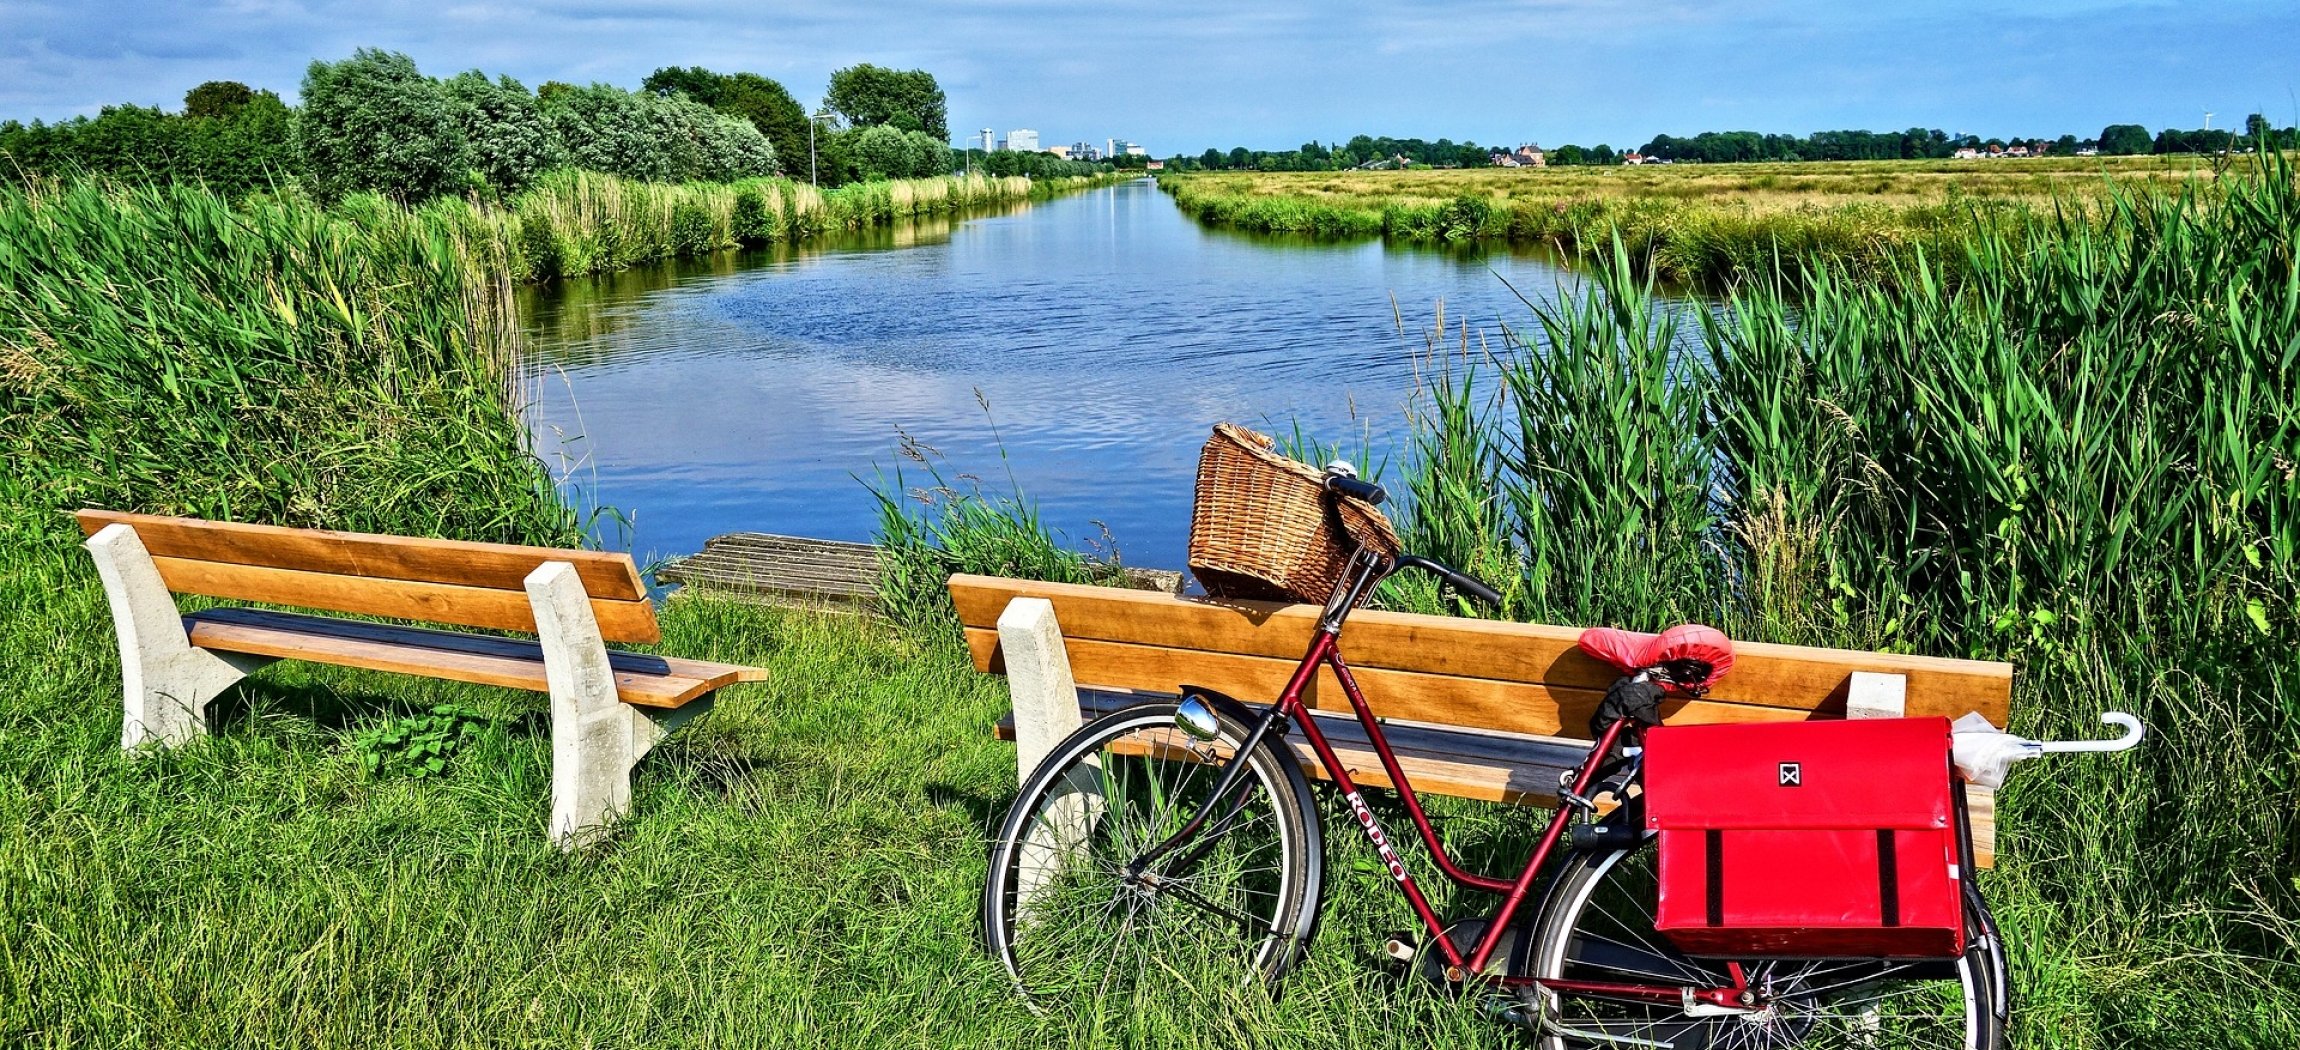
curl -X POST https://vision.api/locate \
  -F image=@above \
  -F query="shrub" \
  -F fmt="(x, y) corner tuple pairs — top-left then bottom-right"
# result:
(676, 96), (777, 182)
(731, 183), (775, 241)
(296, 49), (469, 201)
(850, 124), (913, 180)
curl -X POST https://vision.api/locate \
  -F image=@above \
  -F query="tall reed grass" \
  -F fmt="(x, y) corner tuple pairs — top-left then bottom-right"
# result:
(1389, 157), (2300, 1045)
(0, 179), (577, 551)
(491, 170), (1048, 282)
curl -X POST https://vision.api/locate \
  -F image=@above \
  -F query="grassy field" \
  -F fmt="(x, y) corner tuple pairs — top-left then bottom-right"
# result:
(4, 157), (2296, 1048)
(1159, 155), (2240, 284)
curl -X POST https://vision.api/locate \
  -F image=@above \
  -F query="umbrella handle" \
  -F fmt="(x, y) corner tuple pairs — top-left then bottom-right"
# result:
(2034, 712), (2146, 754)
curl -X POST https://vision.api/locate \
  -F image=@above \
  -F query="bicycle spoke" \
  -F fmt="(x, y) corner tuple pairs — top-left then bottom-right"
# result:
(988, 706), (1311, 1007)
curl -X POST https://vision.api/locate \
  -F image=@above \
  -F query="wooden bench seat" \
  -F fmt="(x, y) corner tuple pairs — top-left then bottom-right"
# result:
(949, 574), (2011, 867)
(79, 509), (766, 848)
(185, 607), (760, 708)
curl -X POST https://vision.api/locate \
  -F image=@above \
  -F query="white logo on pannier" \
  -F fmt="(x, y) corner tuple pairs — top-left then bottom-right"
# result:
(1777, 762), (1802, 786)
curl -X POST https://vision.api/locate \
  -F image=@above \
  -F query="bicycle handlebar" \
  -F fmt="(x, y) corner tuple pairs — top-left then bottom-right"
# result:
(1393, 553), (1504, 608)
(1322, 473), (1387, 506)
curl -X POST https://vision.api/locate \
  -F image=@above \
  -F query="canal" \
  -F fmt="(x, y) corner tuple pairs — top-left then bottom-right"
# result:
(518, 178), (1602, 569)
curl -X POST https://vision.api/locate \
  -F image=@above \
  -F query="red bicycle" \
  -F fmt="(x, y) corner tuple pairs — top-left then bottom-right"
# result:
(983, 470), (2017, 1048)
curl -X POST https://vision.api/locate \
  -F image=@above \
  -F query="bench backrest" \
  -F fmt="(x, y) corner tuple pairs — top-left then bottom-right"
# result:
(948, 574), (2012, 736)
(78, 510), (660, 644)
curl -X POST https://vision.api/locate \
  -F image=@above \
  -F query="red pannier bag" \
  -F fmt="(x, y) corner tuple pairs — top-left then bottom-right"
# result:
(1642, 717), (1967, 959)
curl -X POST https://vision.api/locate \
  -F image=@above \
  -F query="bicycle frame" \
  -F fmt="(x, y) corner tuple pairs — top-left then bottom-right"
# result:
(1129, 549), (1639, 990)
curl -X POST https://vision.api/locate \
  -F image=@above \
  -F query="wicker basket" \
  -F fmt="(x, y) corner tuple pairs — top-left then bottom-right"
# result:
(1188, 423), (1400, 603)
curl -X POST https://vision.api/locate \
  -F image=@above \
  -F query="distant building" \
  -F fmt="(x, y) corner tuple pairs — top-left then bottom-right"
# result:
(1008, 129), (1040, 152)
(1952, 147), (1981, 160)
(1108, 138), (1138, 158)
(980, 128), (995, 153)
(1622, 152), (1652, 165)
(1046, 145), (1071, 159)
(1490, 151), (1520, 168)
(2076, 146), (2099, 157)
(1068, 140), (1101, 161)
(1511, 144), (1545, 167)
(1145, 159), (1165, 171)
(1125, 143), (1147, 156)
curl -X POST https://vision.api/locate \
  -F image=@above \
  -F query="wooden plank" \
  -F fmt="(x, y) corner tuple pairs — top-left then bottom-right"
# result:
(77, 509), (646, 600)
(186, 608), (761, 708)
(969, 629), (1816, 739)
(1966, 787), (1996, 869)
(152, 557), (661, 644)
(948, 575), (2012, 725)
(994, 691), (1594, 806)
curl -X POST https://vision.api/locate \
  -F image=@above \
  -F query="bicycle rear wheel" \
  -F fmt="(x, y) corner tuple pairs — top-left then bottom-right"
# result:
(1520, 839), (2005, 1049)
(981, 702), (1323, 1006)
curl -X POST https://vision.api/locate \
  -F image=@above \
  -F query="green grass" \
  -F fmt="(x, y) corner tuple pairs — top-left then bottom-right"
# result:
(0, 550), (1549, 1049)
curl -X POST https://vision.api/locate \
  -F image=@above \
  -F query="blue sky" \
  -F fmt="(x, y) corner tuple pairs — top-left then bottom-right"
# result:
(4, 1), (2296, 152)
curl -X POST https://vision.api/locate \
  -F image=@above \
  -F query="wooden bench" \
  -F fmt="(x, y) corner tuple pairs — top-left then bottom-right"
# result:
(948, 574), (2013, 866)
(79, 509), (767, 848)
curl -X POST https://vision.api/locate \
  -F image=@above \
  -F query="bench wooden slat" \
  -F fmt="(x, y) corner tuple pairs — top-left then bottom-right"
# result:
(77, 510), (648, 602)
(995, 690), (1595, 804)
(186, 608), (759, 708)
(967, 629), (1825, 739)
(949, 575), (2012, 726)
(150, 556), (662, 644)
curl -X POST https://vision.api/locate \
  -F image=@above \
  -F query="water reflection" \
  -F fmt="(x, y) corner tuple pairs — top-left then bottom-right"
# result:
(519, 179), (1660, 567)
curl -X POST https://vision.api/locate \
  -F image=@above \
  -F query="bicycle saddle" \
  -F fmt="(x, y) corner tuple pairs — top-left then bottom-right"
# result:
(1577, 624), (1735, 696)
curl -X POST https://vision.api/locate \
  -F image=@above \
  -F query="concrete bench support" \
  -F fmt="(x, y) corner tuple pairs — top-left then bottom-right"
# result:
(526, 561), (711, 850)
(1846, 671), (1909, 720)
(997, 597), (1083, 781)
(87, 523), (276, 749)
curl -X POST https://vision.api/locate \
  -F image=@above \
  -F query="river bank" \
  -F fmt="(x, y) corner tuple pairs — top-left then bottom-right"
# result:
(1158, 155), (2227, 285)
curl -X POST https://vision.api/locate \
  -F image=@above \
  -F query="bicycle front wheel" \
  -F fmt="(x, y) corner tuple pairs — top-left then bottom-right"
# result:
(1520, 838), (2006, 1049)
(981, 702), (1323, 1006)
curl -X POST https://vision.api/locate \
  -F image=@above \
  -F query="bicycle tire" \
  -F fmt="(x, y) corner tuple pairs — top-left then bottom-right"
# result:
(981, 702), (1324, 1005)
(1517, 836), (2005, 1049)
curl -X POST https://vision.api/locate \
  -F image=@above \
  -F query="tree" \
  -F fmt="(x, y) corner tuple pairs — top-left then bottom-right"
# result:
(677, 97), (777, 182)
(644, 66), (804, 174)
(1226, 146), (1250, 168)
(823, 64), (947, 140)
(185, 90), (295, 196)
(541, 83), (669, 182)
(2246, 112), (2272, 147)
(2098, 124), (2152, 156)
(297, 50), (470, 201)
(183, 81), (258, 120)
(443, 72), (564, 196)
(1199, 147), (1222, 169)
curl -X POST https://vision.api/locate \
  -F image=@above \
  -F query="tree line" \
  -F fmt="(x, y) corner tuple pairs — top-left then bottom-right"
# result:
(0, 53), (1107, 202)
(1171, 117), (2299, 172)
